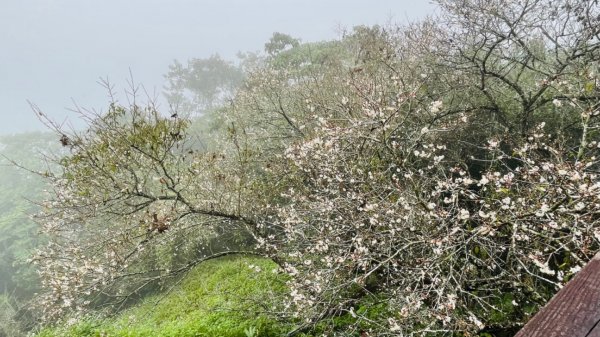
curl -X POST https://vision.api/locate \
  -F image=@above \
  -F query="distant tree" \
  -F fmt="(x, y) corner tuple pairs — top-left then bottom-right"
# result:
(164, 54), (244, 115)
(264, 32), (300, 56)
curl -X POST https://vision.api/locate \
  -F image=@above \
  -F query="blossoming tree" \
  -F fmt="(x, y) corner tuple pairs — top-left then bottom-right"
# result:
(31, 0), (600, 335)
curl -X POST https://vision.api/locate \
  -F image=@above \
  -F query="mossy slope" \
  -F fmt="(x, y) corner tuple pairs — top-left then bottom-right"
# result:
(36, 256), (289, 337)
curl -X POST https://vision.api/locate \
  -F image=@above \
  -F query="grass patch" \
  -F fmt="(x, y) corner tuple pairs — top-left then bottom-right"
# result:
(36, 255), (290, 337)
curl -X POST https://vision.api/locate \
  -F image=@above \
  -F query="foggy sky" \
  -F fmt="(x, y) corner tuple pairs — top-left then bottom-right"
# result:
(0, 0), (436, 135)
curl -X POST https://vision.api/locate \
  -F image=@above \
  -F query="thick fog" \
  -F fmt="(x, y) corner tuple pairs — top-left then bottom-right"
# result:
(0, 0), (435, 135)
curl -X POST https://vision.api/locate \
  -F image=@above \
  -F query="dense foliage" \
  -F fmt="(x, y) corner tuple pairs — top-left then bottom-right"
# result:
(23, 0), (600, 336)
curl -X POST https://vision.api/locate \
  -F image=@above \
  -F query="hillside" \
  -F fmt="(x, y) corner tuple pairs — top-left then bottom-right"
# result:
(36, 256), (290, 337)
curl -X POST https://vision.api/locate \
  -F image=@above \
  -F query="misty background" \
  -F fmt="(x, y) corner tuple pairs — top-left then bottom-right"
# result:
(0, 0), (435, 135)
